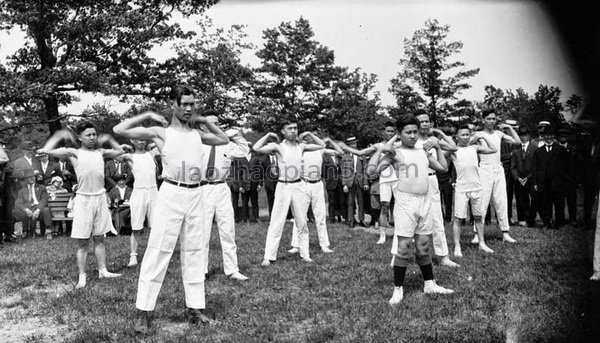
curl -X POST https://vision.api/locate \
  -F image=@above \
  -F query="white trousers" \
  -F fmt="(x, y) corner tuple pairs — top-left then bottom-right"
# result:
(479, 165), (510, 232)
(264, 181), (310, 260)
(136, 183), (208, 311)
(291, 181), (330, 249)
(428, 176), (450, 257)
(201, 183), (239, 276)
(593, 188), (600, 272)
(130, 187), (158, 231)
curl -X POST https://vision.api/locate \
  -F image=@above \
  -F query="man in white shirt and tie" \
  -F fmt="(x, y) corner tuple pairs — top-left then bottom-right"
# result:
(199, 115), (250, 281)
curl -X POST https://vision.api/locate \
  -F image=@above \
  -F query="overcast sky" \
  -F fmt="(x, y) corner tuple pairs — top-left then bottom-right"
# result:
(0, 0), (581, 114)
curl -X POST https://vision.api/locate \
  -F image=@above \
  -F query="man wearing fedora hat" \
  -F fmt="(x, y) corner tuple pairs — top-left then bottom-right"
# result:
(12, 168), (52, 238)
(339, 136), (369, 228)
(531, 125), (569, 229)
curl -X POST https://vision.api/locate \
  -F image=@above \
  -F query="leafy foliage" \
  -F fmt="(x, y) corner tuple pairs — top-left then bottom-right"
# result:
(248, 17), (385, 146)
(0, 0), (218, 133)
(390, 19), (479, 124)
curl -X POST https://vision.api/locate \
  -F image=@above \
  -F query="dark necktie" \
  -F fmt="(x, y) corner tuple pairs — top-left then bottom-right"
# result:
(207, 145), (216, 180)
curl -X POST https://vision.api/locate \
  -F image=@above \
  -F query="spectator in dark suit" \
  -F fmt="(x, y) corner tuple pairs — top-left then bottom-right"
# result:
(532, 126), (569, 229)
(7, 141), (42, 237)
(108, 174), (132, 234)
(263, 152), (279, 218)
(511, 125), (539, 227)
(501, 136), (516, 225)
(56, 157), (77, 192)
(557, 127), (579, 226)
(36, 153), (61, 186)
(12, 168), (52, 237)
(237, 147), (266, 222)
(340, 136), (368, 228)
(322, 152), (343, 223)
(105, 156), (133, 191)
(228, 157), (249, 223)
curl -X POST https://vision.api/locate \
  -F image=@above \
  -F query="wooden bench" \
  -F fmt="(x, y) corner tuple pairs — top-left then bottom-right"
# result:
(48, 192), (73, 223)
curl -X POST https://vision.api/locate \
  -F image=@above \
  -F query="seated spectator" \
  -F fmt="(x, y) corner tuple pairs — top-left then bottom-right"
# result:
(46, 176), (68, 197)
(105, 155), (133, 192)
(46, 176), (69, 238)
(36, 152), (60, 186)
(12, 168), (52, 238)
(108, 174), (132, 235)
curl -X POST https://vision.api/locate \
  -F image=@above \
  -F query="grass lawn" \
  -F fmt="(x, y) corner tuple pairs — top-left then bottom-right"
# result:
(1, 201), (600, 342)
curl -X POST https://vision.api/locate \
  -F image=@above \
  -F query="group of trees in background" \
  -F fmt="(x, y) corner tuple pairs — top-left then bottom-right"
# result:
(0, 1), (583, 149)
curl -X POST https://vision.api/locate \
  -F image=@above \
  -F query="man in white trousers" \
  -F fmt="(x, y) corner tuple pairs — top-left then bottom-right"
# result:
(253, 120), (325, 266)
(120, 139), (159, 267)
(200, 115), (249, 281)
(113, 84), (229, 333)
(415, 112), (460, 267)
(472, 110), (521, 244)
(288, 136), (344, 255)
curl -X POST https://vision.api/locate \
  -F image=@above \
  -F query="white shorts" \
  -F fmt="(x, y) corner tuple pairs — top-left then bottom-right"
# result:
(130, 187), (158, 231)
(392, 191), (432, 237)
(71, 193), (112, 239)
(454, 190), (483, 219)
(379, 182), (395, 203)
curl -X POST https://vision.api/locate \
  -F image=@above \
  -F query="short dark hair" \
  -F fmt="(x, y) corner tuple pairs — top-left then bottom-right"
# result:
(169, 84), (195, 106)
(457, 124), (471, 133)
(383, 120), (396, 129)
(413, 109), (428, 117)
(396, 114), (420, 132)
(76, 121), (96, 134)
(280, 118), (297, 130)
(482, 109), (496, 118)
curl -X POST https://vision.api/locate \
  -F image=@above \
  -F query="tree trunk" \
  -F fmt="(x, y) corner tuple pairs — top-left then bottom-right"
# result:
(44, 96), (62, 134)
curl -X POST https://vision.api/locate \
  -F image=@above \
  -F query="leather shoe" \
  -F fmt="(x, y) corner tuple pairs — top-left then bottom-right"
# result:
(134, 310), (152, 334)
(186, 308), (212, 325)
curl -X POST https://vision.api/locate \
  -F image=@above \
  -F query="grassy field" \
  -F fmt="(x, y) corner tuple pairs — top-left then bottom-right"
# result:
(1, 205), (600, 342)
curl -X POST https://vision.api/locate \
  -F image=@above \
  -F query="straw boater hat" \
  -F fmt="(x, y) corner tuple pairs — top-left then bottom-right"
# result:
(346, 136), (357, 144)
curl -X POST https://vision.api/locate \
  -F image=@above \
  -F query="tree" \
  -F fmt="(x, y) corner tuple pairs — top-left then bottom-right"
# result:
(160, 18), (255, 128)
(248, 17), (385, 144)
(320, 68), (387, 146)
(249, 17), (343, 133)
(0, 0), (218, 134)
(390, 19), (479, 124)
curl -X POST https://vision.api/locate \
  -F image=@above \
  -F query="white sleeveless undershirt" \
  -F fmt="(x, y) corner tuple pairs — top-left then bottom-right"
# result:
(453, 145), (482, 192)
(277, 141), (303, 181)
(478, 130), (502, 167)
(161, 127), (204, 183)
(301, 149), (323, 181)
(75, 149), (105, 195)
(131, 152), (157, 189)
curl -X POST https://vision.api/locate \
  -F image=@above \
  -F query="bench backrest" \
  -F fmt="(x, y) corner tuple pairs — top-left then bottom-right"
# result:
(48, 192), (72, 218)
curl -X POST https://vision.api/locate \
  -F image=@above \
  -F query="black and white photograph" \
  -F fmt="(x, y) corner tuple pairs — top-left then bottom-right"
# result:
(1, 0), (599, 342)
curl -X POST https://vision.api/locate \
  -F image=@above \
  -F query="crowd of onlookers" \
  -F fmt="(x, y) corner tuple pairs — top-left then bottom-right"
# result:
(1, 119), (599, 246)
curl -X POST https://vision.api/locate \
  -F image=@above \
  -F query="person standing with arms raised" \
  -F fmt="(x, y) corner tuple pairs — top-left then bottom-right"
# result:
(113, 85), (229, 333)
(38, 122), (126, 289)
(472, 110), (521, 244)
(253, 119), (325, 266)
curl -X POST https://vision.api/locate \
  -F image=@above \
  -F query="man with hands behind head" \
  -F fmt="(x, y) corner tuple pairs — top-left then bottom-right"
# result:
(252, 121), (325, 266)
(113, 84), (229, 333)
